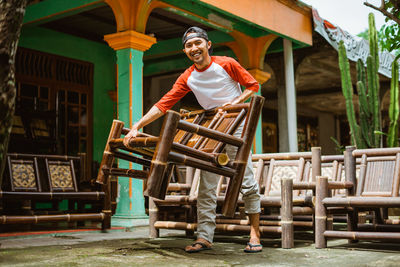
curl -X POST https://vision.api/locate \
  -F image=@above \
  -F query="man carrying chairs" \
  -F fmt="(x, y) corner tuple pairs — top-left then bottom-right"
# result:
(120, 26), (263, 253)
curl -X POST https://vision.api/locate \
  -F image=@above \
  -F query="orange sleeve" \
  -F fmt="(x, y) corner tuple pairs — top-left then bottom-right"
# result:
(217, 56), (260, 92)
(154, 68), (192, 113)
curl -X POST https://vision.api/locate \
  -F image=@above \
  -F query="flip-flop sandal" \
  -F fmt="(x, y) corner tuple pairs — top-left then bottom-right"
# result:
(185, 241), (212, 253)
(244, 242), (263, 253)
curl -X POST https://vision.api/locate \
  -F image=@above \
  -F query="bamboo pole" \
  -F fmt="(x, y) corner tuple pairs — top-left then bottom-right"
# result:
(96, 120), (124, 185)
(0, 191), (104, 200)
(345, 146), (359, 244)
(293, 181), (353, 191)
(352, 147), (400, 157)
(281, 178), (294, 248)
(153, 221), (282, 234)
(146, 111), (180, 199)
(168, 152), (235, 177)
(109, 137), (159, 149)
(172, 142), (229, 166)
(324, 230), (400, 240)
(0, 213), (105, 224)
(311, 147), (321, 182)
(102, 167), (148, 179)
(345, 146), (357, 195)
(178, 120), (244, 147)
(322, 196), (400, 207)
(112, 150), (151, 167)
(149, 197), (159, 238)
(252, 152), (312, 161)
(222, 95), (265, 217)
(167, 183), (191, 191)
(110, 176), (118, 215)
(215, 218), (313, 227)
(315, 176), (328, 248)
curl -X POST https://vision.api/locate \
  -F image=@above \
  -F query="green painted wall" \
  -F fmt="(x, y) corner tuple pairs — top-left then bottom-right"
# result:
(18, 26), (116, 163)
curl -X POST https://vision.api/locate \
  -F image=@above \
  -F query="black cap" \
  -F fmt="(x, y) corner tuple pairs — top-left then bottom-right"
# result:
(182, 26), (209, 47)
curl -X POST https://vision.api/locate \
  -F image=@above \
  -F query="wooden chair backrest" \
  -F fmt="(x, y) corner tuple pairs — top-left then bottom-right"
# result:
(264, 158), (306, 197)
(353, 148), (400, 197)
(45, 158), (78, 192)
(175, 107), (247, 153)
(6, 154), (41, 192)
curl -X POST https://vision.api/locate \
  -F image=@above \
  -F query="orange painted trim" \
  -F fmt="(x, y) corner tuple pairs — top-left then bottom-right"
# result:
(136, 1), (168, 33)
(129, 178), (132, 210)
(129, 50), (133, 209)
(116, 63), (119, 115)
(129, 51), (132, 127)
(224, 34), (278, 70)
(106, 0), (138, 32)
(104, 30), (156, 51)
(200, 0), (312, 45)
(105, 0), (167, 32)
(248, 69), (271, 85)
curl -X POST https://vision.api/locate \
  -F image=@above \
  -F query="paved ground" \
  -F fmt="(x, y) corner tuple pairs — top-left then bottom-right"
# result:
(1, 226), (400, 267)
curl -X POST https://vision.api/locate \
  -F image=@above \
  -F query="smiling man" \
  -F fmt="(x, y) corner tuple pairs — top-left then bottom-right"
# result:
(124, 26), (262, 253)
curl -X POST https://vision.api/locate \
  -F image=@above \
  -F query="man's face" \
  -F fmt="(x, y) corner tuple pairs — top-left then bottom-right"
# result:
(183, 35), (211, 66)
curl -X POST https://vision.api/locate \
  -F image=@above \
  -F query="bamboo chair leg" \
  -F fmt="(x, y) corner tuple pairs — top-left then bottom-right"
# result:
(344, 146), (357, 244)
(96, 120), (124, 185)
(146, 111), (180, 199)
(185, 205), (195, 237)
(347, 208), (359, 244)
(149, 197), (159, 238)
(222, 96), (264, 217)
(315, 176), (328, 248)
(102, 176), (112, 231)
(281, 178), (294, 248)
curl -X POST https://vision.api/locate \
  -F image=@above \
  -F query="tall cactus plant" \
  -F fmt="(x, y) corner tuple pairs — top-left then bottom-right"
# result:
(388, 54), (400, 147)
(339, 44), (366, 148)
(339, 13), (400, 148)
(338, 13), (382, 148)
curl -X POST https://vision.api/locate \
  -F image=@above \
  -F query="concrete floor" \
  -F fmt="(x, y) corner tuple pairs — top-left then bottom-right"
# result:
(1, 227), (400, 267)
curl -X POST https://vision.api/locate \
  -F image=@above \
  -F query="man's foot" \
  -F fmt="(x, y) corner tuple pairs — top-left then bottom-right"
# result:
(185, 238), (212, 253)
(244, 238), (262, 253)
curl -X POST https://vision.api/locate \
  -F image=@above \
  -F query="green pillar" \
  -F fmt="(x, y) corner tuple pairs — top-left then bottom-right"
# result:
(248, 69), (270, 154)
(254, 89), (263, 154)
(104, 31), (156, 227)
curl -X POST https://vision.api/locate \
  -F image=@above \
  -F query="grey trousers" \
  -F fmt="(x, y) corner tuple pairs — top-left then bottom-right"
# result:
(196, 123), (261, 243)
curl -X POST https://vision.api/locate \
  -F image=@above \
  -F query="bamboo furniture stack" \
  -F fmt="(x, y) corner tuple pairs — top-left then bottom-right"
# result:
(152, 148), (331, 248)
(96, 95), (264, 218)
(315, 146), (400, 248)
(0, 153), (113, 230)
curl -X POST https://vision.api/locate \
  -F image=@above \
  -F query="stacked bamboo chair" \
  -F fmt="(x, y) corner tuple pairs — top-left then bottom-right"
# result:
(315, 146), (400, 248)
(0, 153), (112, 230)
(96, 95), (264, 222)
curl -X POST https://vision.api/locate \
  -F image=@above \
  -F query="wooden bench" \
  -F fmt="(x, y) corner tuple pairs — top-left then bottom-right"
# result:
(0, 153), (113, 230)
(315, 147), (400, 248)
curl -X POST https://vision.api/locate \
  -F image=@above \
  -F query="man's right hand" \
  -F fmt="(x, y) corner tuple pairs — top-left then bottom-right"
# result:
(123, 127), (139, 147)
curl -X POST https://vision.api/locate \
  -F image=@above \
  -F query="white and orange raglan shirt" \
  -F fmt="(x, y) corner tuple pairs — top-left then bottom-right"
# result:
(155, 56), (260, 113)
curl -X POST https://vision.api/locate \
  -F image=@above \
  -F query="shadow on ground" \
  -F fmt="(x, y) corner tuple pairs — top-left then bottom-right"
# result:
(1, 229), (400, 267)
